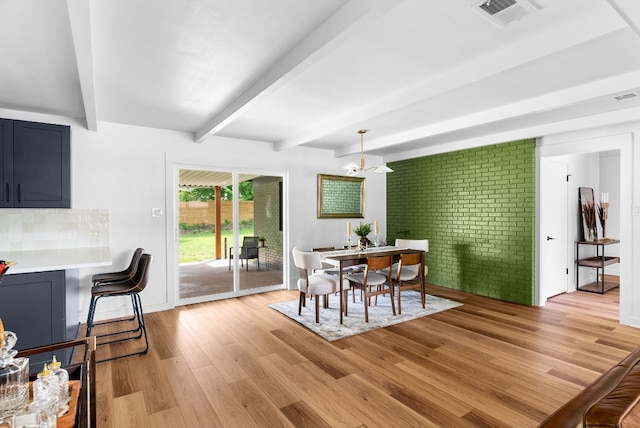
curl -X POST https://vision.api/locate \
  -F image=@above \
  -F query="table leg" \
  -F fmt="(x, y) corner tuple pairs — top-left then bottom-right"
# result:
(599, 244), (604, 294)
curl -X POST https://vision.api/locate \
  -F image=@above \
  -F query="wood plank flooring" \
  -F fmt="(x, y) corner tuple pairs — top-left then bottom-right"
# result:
(86, 284), (635, 427)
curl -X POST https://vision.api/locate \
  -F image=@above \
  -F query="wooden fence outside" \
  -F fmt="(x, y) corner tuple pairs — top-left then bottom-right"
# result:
(179, 200), (254, 225)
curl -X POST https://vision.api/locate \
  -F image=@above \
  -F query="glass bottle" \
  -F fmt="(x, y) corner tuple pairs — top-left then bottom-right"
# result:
(49, 355), (69, 405)
(0, 330), (29, 417)
(32, 364), (58, 406)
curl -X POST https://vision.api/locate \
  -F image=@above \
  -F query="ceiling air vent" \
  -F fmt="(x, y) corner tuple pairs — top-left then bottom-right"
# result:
(472, 0), (540, 27)
(614, 92), (639, 102)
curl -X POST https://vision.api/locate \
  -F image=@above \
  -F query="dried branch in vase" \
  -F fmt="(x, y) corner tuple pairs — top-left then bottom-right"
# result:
(582, 200), (597, 239)
(596, 203), (605, 229)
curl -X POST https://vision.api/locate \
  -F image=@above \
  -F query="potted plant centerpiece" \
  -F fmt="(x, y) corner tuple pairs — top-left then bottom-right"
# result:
(353, 222), (372, 247)
(258, 237), (266, 247)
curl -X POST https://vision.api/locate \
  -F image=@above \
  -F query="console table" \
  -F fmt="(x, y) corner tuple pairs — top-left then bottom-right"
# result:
(575, 239), (620, 294)
(16, 336), (96, 428)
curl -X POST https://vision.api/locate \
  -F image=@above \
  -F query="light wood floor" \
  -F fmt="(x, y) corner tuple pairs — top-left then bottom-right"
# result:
(87, 285), (633, 428)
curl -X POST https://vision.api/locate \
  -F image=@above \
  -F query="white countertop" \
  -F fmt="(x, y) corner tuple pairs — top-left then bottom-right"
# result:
(1, 247), (112, 274)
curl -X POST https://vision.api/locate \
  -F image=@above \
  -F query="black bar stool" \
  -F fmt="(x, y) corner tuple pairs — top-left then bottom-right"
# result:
(92, 247), (143, 286)
(85, 253), (152, 363)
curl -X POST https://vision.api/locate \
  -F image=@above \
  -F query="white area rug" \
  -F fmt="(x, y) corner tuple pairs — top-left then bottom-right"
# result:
(269, 290), (462, 341)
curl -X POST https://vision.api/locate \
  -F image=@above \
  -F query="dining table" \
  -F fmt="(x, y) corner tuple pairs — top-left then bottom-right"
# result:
(319, 246), (424, 324)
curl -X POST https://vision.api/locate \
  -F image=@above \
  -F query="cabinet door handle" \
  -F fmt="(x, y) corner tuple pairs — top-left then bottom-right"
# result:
(17, 184), (20, 203)
(5, 183), (8, 203)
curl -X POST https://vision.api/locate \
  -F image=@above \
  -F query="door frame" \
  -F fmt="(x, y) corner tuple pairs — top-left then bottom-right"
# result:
(164, 153), (288, 309)
(535, 134), (632, 326)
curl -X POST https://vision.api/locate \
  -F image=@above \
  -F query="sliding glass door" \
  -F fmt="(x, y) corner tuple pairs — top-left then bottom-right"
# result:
(177, 168), (283, 305)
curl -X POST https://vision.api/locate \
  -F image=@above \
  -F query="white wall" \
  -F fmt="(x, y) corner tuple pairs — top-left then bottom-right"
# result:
(538, 121), (638, 327)
(600, 152), (621, 270)
(0, 109), (388, 323)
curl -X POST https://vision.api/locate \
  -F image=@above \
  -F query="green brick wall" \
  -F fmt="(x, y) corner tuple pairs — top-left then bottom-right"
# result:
(386, 140), (535, 305)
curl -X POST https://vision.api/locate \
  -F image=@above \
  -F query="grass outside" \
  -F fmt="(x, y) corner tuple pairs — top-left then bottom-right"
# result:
(179, 228), (254, 263)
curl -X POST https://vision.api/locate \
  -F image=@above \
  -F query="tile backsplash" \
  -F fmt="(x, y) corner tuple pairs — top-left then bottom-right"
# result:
(0, 209), (109, 251)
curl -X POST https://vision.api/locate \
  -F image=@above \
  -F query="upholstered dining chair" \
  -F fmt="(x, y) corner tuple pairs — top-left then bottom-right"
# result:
(344, 254), (395, 322)
(292, 247), (348, 323)
(311, 247), (359, 302)
(311, 247), (339, 275)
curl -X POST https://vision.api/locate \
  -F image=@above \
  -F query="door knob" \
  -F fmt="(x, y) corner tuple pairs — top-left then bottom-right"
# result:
(546, 236), (555, 241)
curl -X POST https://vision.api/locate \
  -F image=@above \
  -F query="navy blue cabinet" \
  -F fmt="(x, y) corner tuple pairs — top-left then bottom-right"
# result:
(0, 270), (79, 373)
(0, 119), (12, 207)
(0, 119), (70, 208)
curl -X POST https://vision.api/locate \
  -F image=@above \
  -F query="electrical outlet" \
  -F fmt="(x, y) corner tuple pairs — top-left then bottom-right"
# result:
(152, 208), (163, 217)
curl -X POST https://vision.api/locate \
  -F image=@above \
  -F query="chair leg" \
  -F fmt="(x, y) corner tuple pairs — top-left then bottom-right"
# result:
(314, 295), (320, 323)
(342, 289), (348, 316)
(344, 282), (352, 316)
(91, 295), (143, 341)
(363, 289), (369, 322)
(83, 295), (98, 361)
(86, 292), (149, 363)
(97, 293), (149, 363)
(89, 294), (138, 329)
(388, 283), (396, 316)
(298, 291), (306, 315)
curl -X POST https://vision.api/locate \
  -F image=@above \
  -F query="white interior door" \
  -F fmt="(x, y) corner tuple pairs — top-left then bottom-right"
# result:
(540, 158), (569, 300)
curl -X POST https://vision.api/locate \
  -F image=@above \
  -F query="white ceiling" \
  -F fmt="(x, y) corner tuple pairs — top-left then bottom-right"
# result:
(1, 0), (639, 163)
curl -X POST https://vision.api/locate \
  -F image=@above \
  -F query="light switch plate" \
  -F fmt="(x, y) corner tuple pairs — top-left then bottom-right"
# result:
(152, 208), (163, 217)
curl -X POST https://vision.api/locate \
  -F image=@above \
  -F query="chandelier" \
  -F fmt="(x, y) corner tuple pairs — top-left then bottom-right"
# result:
(342, 130), (393, 176)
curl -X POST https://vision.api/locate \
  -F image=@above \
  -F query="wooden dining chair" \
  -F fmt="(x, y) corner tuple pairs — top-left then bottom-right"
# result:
(394, 238), (429, 275)
(344, 254), (395, 322)
(391, 251), (426, 314)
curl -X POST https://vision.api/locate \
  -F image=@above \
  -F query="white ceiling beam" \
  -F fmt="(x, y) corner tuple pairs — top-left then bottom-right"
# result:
(607, 0), (640, 38)
(276, 24), (633, 154)
(66, 0), (98, 131)
(385, 105), (640, 163)
(335, 70), (640, 157)
(194, 0), (402, 143)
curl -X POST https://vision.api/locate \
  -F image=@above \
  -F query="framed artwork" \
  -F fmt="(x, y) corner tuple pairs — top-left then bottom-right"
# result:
(317, 174), (365, 219)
